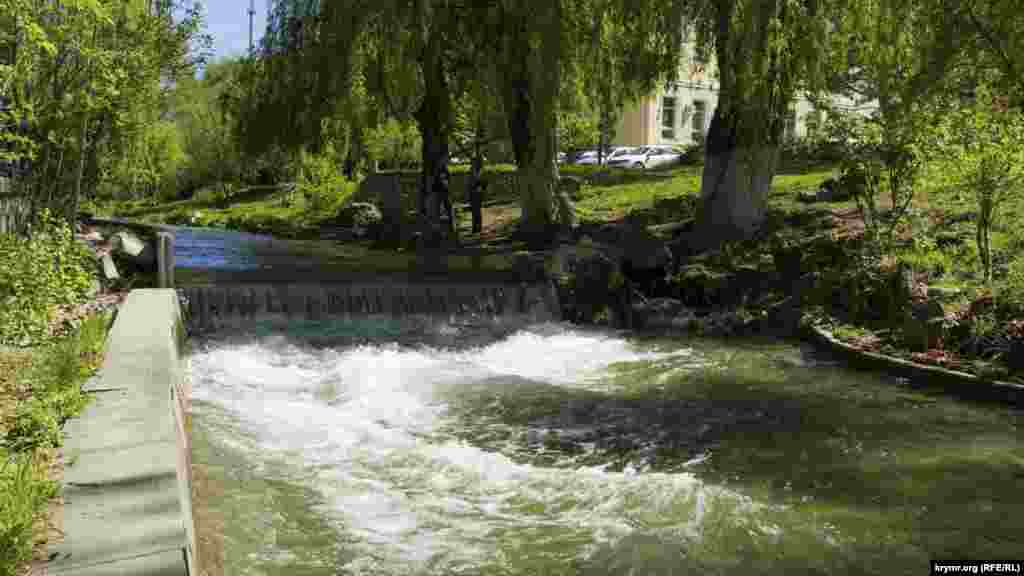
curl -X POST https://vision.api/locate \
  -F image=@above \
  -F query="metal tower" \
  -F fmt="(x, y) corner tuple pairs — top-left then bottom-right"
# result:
(248, 0), (256, 55)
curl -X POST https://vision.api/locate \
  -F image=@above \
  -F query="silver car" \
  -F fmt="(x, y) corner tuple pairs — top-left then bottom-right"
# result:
(606, 145), (683, 169)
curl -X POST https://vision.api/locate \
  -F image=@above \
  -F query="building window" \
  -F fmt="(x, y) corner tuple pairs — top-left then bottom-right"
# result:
(661, 96), (676, 140)
(784, 109), (797, 140)
(692, 100), (707, 143)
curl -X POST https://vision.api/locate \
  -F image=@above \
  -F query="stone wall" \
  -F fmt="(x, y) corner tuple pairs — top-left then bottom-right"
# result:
(178, 281), (559, 334)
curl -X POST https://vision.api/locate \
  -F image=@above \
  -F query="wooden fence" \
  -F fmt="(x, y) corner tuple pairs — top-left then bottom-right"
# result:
(0, 178), (32, 236)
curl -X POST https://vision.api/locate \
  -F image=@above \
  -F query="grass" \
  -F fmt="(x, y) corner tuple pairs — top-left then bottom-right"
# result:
(0, 312), (110, 576)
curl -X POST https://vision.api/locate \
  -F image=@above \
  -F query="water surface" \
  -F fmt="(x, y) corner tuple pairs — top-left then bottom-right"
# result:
(188, 319), (1024, 575)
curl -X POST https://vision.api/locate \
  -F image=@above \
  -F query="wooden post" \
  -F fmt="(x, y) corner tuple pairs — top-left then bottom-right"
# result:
(157, 232), (175, 288)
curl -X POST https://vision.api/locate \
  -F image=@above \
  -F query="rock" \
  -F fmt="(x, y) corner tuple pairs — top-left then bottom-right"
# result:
(112, 231), (148, 257)
(772, 246), (803, 281)
(590, 221), (672, 274)
(100, 253), (120, 281)
(903, 299), (946, 352)
(647, 220), (693, 240)
(816, 176), (852, 202)
(674, 264), (731, 307)
(798, 189), (819, 203)
(1009, 339), (1024, 372)
(335, 202), (383, 238)
(631, 297), (687, 329)
(111, 231), (156, 269)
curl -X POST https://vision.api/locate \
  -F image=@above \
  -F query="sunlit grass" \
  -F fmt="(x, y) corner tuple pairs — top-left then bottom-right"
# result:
(0, 311), (110, 576)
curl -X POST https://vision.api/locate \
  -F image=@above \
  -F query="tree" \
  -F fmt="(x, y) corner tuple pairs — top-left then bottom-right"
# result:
(0, 0), (207, 220)
(679, 0), (841, 246)
(477, 0), (687, 243)
(364, 117), (420, 170)
(927, 84), (1024, 283)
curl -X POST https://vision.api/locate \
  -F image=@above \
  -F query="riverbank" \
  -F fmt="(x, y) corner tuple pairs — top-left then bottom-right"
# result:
(90, 160), (1024, 389)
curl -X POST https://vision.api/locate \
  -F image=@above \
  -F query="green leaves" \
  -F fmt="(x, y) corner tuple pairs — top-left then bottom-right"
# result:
(0, 211), (96, 347)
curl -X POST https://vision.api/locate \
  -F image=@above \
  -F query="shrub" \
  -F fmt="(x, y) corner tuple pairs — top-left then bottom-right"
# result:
(680, 142), (705, 165)
(0, 451), (57, 576)
(297, 145), (348, 214)
(0, 210), (96, 346)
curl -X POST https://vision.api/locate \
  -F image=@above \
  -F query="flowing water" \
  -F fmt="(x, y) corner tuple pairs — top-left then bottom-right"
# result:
(188, 319), (1024, 576)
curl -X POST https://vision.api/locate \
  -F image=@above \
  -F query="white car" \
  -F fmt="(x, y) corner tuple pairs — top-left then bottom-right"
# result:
(575, 147), (631, 165)
(606, 145), (683, 169)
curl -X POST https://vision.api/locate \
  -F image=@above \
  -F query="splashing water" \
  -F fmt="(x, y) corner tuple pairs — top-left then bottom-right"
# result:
(188, 320), (1024, 575)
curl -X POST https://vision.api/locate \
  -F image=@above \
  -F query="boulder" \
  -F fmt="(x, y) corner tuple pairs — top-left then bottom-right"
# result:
(111, 231), (156, 269)
(335, 202), (383, 238)
(903, 299), (946, 352)
(797, 189), (819, 203)
(100, 252), (120, 281)
(1009, 338), (1024, 372)
(675, 264), (720, 307)
(630, 297), (687, 330)
(816, 177), (852, 202)
(591, 221), (672, 272)
(551, 243), (630, 327)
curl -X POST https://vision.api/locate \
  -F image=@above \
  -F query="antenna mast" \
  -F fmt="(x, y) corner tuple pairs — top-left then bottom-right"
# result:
(248, 0), (256, 55)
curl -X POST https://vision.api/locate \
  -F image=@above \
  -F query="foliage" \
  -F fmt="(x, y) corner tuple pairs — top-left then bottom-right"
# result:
(364, 118), (420, 170)
(925, 85), (1024, 283)
(0, 0), (208, 217)
(99, 120), (187, 200)
(296, 144), (350, 214)
(172, 59), (250, 197)
(0, 311), (106, 575)
(0, 450), (56, 576)
(823, 106), (932, 258)
(0, 211), (95, 346)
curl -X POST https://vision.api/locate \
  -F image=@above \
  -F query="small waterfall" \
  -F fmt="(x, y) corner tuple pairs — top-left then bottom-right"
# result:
(181, 281), (557, 334)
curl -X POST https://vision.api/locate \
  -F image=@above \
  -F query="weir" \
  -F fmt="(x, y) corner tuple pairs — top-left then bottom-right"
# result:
(178, 280), (561, 334)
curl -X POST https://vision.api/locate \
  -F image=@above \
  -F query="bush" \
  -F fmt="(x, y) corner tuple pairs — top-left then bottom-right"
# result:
(778, 137), (843, 171)
(0, 210), (96, 346)
(680, 142), (705, 165)
(0, 451), (57, 576)
(297, 145), (348, 214)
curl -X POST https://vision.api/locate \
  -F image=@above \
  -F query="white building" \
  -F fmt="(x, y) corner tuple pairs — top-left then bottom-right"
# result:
(612, 44), (873, 148)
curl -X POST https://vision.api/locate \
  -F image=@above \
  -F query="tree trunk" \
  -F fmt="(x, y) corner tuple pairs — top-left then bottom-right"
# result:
(694, 107), (779, 249)
(469, 144), (483, 234)
(414, 29), (454, 249)
(503, 2), (570, 246)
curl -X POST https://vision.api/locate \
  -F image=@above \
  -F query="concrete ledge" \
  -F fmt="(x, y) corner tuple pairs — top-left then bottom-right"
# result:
(178, 281), (558, 334)
(804, 320), (1024, 405)
(52, 290), (197, 575)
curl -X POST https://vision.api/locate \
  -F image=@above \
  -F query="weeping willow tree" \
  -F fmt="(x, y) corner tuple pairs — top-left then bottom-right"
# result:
(475, 0), (688, 242)
(673, 0), (841, 246)
(256, 0), (687, 245)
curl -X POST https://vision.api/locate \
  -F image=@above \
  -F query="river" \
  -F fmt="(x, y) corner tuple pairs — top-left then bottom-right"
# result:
(187, 318), (1023, 576)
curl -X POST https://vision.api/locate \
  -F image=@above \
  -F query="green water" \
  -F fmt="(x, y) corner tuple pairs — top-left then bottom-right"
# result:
(188, 323), (1023, 575)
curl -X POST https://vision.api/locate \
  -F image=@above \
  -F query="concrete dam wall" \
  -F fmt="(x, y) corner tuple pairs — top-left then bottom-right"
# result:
(178, 280), (560, 333)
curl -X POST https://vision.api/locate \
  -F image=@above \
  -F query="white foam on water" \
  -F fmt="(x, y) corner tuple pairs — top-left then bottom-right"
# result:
(189, 322), (764, 572)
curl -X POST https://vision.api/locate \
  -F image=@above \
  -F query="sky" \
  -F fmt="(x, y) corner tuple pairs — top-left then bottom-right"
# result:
(200, 0), (268, 61)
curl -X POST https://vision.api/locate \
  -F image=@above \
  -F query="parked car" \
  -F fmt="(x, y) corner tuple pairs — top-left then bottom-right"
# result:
(606, 145), (683, 169)
(575, 146), (631, 165)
